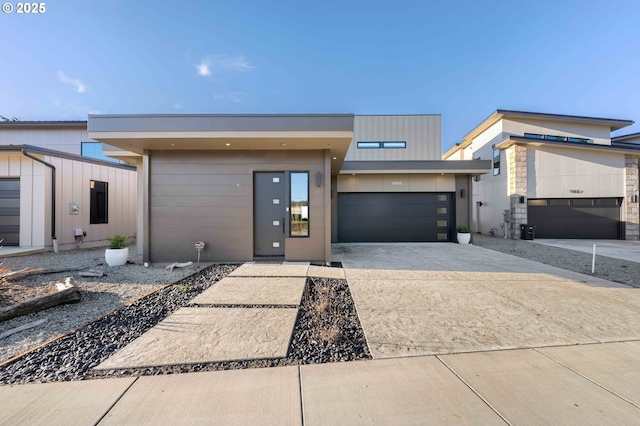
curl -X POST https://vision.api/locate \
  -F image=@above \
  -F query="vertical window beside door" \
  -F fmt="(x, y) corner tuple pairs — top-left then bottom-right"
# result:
(290, 172), (309, 237)
(90, 180), (108, 224)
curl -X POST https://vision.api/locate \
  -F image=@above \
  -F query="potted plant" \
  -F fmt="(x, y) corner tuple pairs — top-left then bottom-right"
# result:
(456, 226), (471, 244)
(105, 234), (129, 266)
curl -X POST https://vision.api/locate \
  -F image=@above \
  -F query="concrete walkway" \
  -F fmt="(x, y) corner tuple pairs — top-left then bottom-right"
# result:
(3, 245), (640, 424)
(533, 238), (640, 264)
(3, 343), (640, 425)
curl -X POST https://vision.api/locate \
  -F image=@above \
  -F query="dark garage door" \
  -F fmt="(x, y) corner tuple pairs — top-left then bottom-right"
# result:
(527, 198), (621, 239)
(338, 192), (454, 242)
(0, 178), (20, 246)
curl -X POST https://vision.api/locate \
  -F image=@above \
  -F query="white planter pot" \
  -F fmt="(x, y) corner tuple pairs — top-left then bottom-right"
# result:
(105, 247), (129, 266)
(457, 232), (471, 244)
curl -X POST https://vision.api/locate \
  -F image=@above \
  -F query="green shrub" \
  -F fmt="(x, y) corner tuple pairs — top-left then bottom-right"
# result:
(107, 234), (129, 249)
(457, 226), (470, 233)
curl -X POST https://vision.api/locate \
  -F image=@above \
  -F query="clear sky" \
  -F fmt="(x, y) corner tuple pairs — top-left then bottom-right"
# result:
(1, 0), (639, 153)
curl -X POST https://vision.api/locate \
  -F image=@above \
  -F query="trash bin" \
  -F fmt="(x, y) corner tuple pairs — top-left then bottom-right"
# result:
(520, 224), (535, 240)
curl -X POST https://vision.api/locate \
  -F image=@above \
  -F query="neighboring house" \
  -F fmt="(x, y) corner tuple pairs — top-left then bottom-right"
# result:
(0, 121), (137, 250)
(443, 110), (640, 241)
(89, 113), (490, 263)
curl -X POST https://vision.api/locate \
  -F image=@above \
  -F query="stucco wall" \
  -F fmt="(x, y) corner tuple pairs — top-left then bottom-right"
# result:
(526, 146), (625, 199)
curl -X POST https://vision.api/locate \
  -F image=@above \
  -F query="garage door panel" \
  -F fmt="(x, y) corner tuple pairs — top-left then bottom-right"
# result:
(528, 199), (620, 239)
(0, 178), (20, 246)
(338, 192), (452, 242)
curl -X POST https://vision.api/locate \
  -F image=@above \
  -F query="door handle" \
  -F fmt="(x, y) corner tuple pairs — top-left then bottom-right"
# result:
(282, 217), (285, 234)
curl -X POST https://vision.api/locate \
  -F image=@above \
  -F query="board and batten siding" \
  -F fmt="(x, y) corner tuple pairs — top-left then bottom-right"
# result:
(345, 115), (442, 162)
(0, 152), (136, 249)
(148, 150), (327, 263)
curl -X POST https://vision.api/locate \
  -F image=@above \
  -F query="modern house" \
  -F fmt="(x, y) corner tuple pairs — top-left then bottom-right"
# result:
(443, 110), (640, 240)
(88, 113), (490, 263)
(0, 121), (137, 250)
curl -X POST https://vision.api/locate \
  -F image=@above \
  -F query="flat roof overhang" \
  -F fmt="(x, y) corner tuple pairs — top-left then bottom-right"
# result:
(340, 160), (491, 175)
(496, 135), (640, 155)
(88, 114), (355, 173)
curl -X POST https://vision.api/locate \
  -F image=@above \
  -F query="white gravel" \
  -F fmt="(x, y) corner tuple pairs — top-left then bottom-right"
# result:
(0, 246), (217, 363)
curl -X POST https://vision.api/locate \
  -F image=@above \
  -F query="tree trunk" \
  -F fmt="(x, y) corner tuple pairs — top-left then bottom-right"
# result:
(0, 278), (81, 322)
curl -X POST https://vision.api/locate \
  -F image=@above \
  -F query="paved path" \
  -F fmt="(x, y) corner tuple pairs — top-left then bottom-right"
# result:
(4, 343), (640, 425)
(4, 245), (640, 424)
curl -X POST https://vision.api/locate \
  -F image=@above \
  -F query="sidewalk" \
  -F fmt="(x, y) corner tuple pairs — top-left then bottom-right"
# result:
(3, 342), (640, 425)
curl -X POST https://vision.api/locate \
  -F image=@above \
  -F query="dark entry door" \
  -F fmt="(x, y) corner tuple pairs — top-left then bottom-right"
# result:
(254, 172), (286, 257)
(0, 178), (20, 246)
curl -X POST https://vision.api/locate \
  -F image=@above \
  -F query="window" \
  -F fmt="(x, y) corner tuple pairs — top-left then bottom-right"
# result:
(357, 142), (381, 149)
(90, 180), (108, 224)
(290, 172), (309, 237)
(493, 149), (501, 175)
(436, 194), (447, 202)
(545, 135), (566, 142)
(524, 133), (544, 140)
(382, 141), (406, 149)
(527, 199), (547, 206)
(549, 199), (569, 206)
(572, 199), (593, 206)
(356, 141), (407, 149)
(436, 207), (447, 214)
(82, 142), (120, 164)
(568, 137), (591, 144)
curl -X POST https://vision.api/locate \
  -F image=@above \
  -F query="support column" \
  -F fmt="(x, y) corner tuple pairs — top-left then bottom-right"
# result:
(508, 145), (528, 239)
(625, 154), (639, 241)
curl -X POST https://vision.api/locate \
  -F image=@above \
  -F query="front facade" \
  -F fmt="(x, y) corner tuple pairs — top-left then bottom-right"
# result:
(444, 110), (640, 240)
(89, 113), (489, 263)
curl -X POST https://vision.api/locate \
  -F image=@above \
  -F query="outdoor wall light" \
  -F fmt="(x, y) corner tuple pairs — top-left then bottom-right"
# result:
(632, 194), (639, 203)
(519, 196), (525, 204)
(316, 171), (322, 187)
(460, 189), (465, 198)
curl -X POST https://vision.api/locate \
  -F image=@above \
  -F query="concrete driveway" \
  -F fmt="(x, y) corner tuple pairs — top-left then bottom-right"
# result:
(533, 239), (640, 264)
(332, 243), (640, 359)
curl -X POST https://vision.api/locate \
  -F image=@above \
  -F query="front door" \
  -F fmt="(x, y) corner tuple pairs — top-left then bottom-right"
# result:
(254, 172), (286, 257)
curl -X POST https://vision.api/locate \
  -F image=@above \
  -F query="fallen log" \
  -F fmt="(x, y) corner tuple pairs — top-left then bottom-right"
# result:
(0, 277), (81, 322)
(0, 319), (46, 340)
(2, 264), (102, 281)
(78, 270), (105, 278)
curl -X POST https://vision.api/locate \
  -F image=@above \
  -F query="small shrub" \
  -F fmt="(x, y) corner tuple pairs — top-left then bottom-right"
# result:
(107, 234), (128, 249)
(457, 226), (470, 233)
(178, 283), (191, 294)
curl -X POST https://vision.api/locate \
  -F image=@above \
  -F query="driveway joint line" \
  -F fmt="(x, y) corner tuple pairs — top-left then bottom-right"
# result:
(532, 347), (640, 411)
(298, 365), (305, 426)
(435, 355), (512, 426)
(95, 376), (139, 426)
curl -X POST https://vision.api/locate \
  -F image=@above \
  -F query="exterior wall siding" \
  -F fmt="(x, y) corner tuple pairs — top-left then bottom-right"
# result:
(0, 152), (136, 249)
(337, 174), (455, 193)
(502, 118), (611, 146)
(345, 115), (442, 162)
(526, 146), (625, 199)
(148, 150), (327, 263)
(0, 128), (98, 155)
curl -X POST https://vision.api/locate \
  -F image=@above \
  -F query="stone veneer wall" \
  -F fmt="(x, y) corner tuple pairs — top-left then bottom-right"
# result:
(625, 154), (639, 241)
(508, 145), (528, 239)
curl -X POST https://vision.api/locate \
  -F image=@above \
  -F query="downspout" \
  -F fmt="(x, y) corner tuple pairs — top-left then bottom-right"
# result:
(21, 147), (58, 252)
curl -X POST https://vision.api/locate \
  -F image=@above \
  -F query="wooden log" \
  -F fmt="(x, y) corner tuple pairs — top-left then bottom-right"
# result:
(0, 319), (46, 340)
(0, 278), (81, 322)
(78, 270), (105, 278)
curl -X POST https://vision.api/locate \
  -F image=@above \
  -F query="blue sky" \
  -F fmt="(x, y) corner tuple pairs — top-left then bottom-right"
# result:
(1, 0), (639, 152)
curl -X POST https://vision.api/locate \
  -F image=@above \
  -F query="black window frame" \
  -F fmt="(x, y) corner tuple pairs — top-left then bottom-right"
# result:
(90, 180), (108, 224)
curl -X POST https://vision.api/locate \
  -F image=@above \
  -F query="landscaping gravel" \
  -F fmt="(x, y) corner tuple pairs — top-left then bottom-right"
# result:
(0, 246), (216, 363)
(472, 234), (640, 287)
(0, 270), (370, 385)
